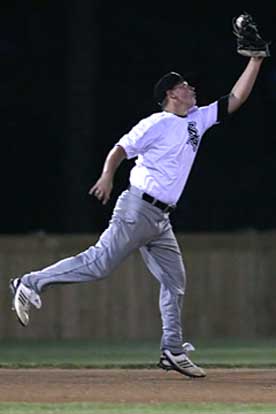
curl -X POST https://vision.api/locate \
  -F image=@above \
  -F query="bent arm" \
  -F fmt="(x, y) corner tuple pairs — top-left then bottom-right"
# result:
(101, 145), (126, 178)
(228, 57), (264, 114)
(89, 145), (126, 204)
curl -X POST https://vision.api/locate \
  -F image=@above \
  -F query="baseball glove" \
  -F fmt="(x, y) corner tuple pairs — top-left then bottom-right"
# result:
(233, 12), (270, 57)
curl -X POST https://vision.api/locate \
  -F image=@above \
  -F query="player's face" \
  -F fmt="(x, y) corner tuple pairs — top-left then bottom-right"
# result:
(171, 81), (196, 107)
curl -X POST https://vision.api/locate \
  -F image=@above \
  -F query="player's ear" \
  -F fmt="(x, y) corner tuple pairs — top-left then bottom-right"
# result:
(167, 89), (176, 100)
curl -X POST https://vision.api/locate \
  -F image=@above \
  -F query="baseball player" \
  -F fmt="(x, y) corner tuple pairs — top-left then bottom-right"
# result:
(10, 15), (269, 378)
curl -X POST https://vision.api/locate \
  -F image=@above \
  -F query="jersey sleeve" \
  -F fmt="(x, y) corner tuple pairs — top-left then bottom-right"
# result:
(115, 117), (162, 160)
(217, 95), (230, 122)
(198, 95), (230, 131)
(197, 101), (218, 131)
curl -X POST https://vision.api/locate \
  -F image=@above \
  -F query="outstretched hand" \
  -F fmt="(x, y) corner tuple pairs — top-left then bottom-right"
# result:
(89, 174), (113, 205)
(232, 12), (270, 58)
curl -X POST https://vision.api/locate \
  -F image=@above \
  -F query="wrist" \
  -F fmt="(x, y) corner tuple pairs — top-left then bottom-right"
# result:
(251, 56), (264, 64)
(102, 170), (114, 179)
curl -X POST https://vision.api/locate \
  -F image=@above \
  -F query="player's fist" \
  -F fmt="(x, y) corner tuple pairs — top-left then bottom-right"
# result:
(89, 173), (113, 205)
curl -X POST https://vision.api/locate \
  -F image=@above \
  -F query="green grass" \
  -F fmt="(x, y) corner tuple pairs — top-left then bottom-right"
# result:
(1, 402), (276, 414)
(1, 340), (276, 413)
(0, 338), (276, 368)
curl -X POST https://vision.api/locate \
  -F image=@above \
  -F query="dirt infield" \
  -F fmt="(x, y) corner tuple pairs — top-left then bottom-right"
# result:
(1, 368), (276, 403)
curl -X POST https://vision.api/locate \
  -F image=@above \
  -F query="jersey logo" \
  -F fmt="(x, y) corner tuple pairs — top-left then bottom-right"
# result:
(187, 121), (200, 152)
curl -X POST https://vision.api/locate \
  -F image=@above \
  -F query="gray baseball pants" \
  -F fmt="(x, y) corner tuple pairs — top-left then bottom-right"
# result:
(22, 186), (186, 354)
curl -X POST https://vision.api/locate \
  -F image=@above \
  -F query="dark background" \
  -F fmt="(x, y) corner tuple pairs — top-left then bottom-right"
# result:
(2, 1), (276, 234)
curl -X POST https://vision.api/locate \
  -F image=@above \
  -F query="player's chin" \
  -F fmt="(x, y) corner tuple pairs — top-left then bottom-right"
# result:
(187, 98), (196, 109)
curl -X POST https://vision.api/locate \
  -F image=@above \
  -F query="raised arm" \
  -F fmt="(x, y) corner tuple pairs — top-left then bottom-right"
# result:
(89, 145), (126, 205)
(227, 11), (270, 114)
(227, 57), (264, 114)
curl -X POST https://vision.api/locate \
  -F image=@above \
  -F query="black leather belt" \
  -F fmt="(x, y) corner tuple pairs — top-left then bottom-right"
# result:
(142, 193), (175, 214)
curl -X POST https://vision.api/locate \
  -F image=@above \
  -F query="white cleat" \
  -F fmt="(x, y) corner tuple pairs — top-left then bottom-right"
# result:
(158, 343), (206, 378)
(9, 278), (42, 327)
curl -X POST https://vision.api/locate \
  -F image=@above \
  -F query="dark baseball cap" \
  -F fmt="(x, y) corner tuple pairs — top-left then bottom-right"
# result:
(154, 71), (184, 105)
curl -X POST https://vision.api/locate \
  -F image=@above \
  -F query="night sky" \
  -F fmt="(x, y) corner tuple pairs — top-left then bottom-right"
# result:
(2, 1), (276, 233)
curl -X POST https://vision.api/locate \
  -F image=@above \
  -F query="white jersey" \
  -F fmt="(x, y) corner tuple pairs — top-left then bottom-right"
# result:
(116, 102), (219, 205)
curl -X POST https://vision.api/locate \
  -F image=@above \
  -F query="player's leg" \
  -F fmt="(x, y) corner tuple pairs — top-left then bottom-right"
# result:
(140, 224), (186, 354)
(10, 190), (155, 326)
(20, 215), (135, 292)
(140, 223), (206, 377)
